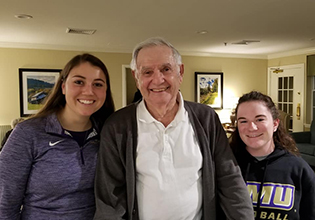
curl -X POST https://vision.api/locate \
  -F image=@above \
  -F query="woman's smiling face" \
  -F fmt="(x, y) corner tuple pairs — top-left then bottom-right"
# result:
(237, 101), (279, 156)
(62, 62), (107, 119)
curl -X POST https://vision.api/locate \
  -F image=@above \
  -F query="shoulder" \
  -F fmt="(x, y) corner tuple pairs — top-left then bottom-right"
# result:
(288, 154), (315, 186)
(280, 152), (315, 174)
(103, 104), (136, 127)
(184, 100), (221, 124)
(184, 100), (216, 112)
(14, 117), (47, 132)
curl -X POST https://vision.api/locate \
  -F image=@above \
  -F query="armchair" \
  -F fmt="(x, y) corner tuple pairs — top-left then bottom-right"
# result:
(290, 120), (315, 168)
(278, 110), (291, 132)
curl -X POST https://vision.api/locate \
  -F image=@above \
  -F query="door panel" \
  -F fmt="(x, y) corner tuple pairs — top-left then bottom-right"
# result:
(269, 64), (304, 132)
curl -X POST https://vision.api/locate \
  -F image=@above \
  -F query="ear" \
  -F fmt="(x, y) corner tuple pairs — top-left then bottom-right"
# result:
(61, 81), (66, 95)
(178, 64), (184, 83)
(132, 70), (139, 89)
(273, 118), (280, 132)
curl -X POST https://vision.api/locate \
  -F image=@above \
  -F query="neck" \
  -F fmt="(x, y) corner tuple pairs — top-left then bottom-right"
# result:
(246, 141), (275, 157)
(145, 99), (179, 127)
(57, 109), (92, 131)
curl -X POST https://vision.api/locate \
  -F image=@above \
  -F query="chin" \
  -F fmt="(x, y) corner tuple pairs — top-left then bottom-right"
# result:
(79, 111), (95, 117)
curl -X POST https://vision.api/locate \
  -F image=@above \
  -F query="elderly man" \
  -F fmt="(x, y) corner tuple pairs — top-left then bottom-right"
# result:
(94, 37), (254, 220)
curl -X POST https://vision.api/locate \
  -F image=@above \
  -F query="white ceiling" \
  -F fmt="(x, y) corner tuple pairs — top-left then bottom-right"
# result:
(1, 0), (315, 59)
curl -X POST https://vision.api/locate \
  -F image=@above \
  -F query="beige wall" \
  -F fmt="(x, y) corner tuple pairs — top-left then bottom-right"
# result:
(268, 55), (306, 67)
(182, 56), (267, 101)
(0, 47), (268, 125)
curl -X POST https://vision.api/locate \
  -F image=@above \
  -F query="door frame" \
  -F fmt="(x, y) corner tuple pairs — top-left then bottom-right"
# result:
(122, 65), (130, 107)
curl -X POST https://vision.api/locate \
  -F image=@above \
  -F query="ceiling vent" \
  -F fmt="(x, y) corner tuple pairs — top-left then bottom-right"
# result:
(232, 40), (260, 45)
(66, 28), (96, 35)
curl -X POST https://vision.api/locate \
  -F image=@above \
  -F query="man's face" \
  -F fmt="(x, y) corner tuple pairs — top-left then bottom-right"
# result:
(133, 45), (184, 111)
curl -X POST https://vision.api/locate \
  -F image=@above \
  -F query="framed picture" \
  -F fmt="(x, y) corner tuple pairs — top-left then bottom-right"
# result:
(19, 68), (61, 117)
(195, 72), (223, 109)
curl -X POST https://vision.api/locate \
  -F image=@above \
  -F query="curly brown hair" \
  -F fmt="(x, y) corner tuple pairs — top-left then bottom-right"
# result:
(230, 91), (299, 156)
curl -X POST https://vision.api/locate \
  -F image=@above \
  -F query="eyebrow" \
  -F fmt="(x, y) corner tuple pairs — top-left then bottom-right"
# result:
(140, 63), (173, 72)
(237, 114), (266, 120)
(71, 75), (106, 83)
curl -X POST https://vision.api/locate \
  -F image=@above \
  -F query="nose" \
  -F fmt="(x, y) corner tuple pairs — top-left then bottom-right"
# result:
(151, 70), (165, 84)
(82, 84), (93, 95)
(248, 122), (258, 131)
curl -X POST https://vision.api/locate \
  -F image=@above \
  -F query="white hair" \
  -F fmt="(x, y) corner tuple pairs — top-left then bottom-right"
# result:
(130, 37), (182, 76)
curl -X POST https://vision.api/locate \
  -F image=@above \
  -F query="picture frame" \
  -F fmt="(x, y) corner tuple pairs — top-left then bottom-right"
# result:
(195, 72), (223, 109)
(19, 68), (61, 117)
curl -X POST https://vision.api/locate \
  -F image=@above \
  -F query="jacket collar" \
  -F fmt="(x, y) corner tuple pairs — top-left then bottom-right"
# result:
(45, 113), (100, 137)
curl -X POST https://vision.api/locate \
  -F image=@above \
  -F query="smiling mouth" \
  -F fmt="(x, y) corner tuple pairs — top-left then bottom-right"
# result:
(78, 99), (95, 104)
(150, 87), (169, 92)
(247, 134), (262, 138)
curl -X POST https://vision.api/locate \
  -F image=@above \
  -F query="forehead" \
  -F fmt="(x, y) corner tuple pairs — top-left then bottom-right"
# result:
(237, 101), (271, 117)
(69, 62), (105, 78)
(136, 45), (176, 68)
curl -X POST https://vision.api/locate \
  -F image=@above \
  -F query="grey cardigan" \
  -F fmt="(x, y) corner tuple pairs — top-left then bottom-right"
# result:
(94, 101), (254, 220)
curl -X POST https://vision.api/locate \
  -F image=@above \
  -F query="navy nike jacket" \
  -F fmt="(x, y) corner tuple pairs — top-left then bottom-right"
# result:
(0, 113), (100, 220)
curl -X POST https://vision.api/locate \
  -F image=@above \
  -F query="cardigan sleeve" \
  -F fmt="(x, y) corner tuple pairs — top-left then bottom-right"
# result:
(94, 119), (128, 220)
(211, 112), (255, 220)
(0, 125), (33, 220)
(185, 101), (254, 220)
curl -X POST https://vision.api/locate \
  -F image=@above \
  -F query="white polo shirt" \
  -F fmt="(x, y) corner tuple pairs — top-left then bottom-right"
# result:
(136, 93), (203, 220)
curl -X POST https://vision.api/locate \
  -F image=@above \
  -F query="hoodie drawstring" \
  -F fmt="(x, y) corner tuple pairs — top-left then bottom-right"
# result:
(255, 160), (269, 220)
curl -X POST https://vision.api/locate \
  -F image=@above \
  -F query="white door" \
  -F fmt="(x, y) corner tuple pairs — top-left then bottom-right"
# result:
(268, 64), (304, 132)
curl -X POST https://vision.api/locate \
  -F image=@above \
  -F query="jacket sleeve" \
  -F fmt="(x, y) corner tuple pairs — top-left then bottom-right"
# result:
(211, 113), (254, 220)
(299, 163), (315, 220)
(94, 121), (127, 220)
(0, 125), (33, 220)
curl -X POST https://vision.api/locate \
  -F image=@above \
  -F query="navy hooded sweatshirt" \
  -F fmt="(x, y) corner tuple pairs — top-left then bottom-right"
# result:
(234, 146), (315, 220)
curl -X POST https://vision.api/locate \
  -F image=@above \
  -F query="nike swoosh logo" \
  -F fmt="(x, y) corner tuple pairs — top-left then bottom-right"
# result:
(49, 140), (64, 146)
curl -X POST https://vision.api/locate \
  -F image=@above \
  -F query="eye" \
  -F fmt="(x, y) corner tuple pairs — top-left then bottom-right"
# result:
(94, 82), (104, 87)
(257, 118), (265, 122)
(238, 120), (247, 124)
(74, 80), (84, 85)
(164, 67), (170, 72)
(162, 66), (172, 73)
(141, 70), (152, 76)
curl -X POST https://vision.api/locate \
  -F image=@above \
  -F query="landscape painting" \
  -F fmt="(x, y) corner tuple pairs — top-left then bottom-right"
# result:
(19, 69), (61, 116)
(195, 72), (223, 109)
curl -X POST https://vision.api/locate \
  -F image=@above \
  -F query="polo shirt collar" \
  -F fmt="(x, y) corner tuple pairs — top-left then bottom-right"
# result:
(137, 92), (186, 125)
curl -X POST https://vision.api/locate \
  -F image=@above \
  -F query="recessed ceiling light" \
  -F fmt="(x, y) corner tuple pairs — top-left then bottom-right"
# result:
(66, 28), (96, 35)
(15, 14), (33, 19)
(232, 40), (260, 45)
(197, 30), (208, 35)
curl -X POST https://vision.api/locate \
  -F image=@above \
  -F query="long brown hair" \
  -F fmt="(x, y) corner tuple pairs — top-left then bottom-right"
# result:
(33, 53), (115, 126)
(230, 91), (299, 156)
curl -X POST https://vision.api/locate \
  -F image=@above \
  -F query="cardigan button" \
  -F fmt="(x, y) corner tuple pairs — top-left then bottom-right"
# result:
(132, 209), (136, 215)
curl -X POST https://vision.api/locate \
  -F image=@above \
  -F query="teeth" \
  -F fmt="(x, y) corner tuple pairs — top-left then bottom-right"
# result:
(152, 88), (167, 92)
(79, 100), (94, 104)
(248, 134), (260, 138)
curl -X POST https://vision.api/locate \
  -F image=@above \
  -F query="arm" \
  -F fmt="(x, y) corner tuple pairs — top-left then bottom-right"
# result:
(94, 121), (128, 220)
(0, 125), (33, 220)
(299, 163), (315, 220)
(212, 114), (254, 220)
